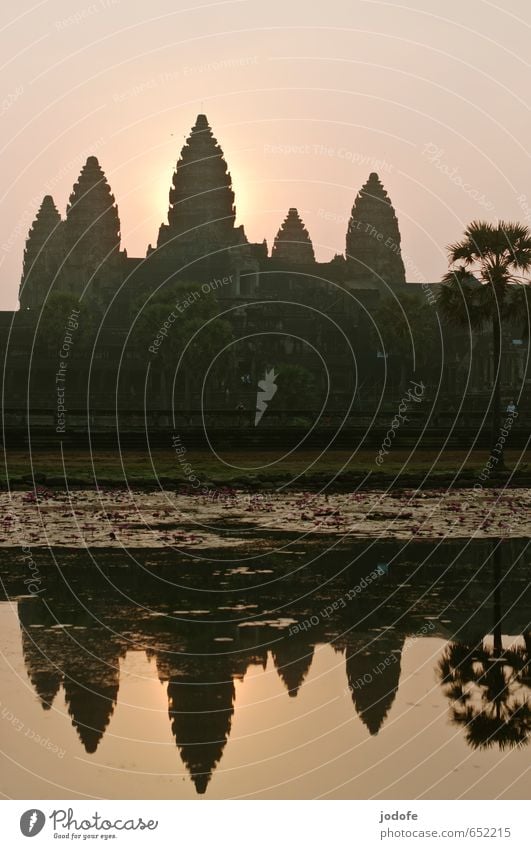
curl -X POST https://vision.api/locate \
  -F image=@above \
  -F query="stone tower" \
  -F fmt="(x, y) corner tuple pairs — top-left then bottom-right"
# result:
(64, 156), (121, 277)
(19, 195), (63, 310)
(271, 208), (315, 264)
(156, 114), (238, 255)
(346, 173), (405, 285)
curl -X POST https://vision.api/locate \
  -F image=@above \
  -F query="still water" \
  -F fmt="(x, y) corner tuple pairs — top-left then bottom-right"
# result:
(1, 538), (529, 799)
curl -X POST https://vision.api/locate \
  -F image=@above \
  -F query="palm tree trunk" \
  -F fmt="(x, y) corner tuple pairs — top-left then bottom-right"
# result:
(491, 313), (503, 468)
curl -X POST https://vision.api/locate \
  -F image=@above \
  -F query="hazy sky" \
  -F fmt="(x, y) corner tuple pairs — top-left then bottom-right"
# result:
(1, 0), (530, 309)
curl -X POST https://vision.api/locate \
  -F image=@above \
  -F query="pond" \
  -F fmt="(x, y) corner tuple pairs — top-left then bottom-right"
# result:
(0, 537), (529, 799)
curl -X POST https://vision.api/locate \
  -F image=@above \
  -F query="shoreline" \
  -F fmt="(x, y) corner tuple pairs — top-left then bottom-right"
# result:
(2, 469), (531, 492)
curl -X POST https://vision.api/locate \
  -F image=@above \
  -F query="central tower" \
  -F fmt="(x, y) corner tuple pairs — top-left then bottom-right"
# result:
(156, 114), (238, 255)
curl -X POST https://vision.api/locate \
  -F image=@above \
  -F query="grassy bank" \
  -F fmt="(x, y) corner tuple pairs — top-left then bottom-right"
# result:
(1, 448), (529, 489)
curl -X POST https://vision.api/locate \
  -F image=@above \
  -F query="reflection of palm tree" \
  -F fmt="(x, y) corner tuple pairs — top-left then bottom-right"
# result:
(513, 632), (531, 691)
(438, 641), (531, 750)
(438, 542), (531, 750)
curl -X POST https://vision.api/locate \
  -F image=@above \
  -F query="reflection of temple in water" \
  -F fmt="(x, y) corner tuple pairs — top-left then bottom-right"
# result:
(62, 638), (124, 754)
(165, 668), (234, 795)
(341, 630), (405, 736)
(19, 599), (126, 753)
(271, 634), (315, 698)
(14, 597), (430, 791)
(155, 648), (264, 795)
(12, 538), (531, 794)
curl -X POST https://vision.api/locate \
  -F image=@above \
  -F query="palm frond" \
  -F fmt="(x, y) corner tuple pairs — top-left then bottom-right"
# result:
(463, 220), (498, 257)
(447, 240), (477, 264)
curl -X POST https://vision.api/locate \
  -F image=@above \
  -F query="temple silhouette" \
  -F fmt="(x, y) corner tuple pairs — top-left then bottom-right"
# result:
(3, 112), (525, 420)
(19, 114), (405, 311)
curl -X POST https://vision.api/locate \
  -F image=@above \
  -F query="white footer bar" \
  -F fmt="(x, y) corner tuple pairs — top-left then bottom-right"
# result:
(4, 800), (527, 847)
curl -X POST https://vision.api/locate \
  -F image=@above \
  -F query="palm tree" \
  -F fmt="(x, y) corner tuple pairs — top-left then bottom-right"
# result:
(437, 221), (531, 464)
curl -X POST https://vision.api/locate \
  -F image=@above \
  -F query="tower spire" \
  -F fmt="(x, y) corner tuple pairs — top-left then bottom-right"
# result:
(271, 208), (315, 264)
(346, 173), (405, 284)
(156, 115), (236, 252)
(19, 195), (63, 309)
(64, 156), (121, 270)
